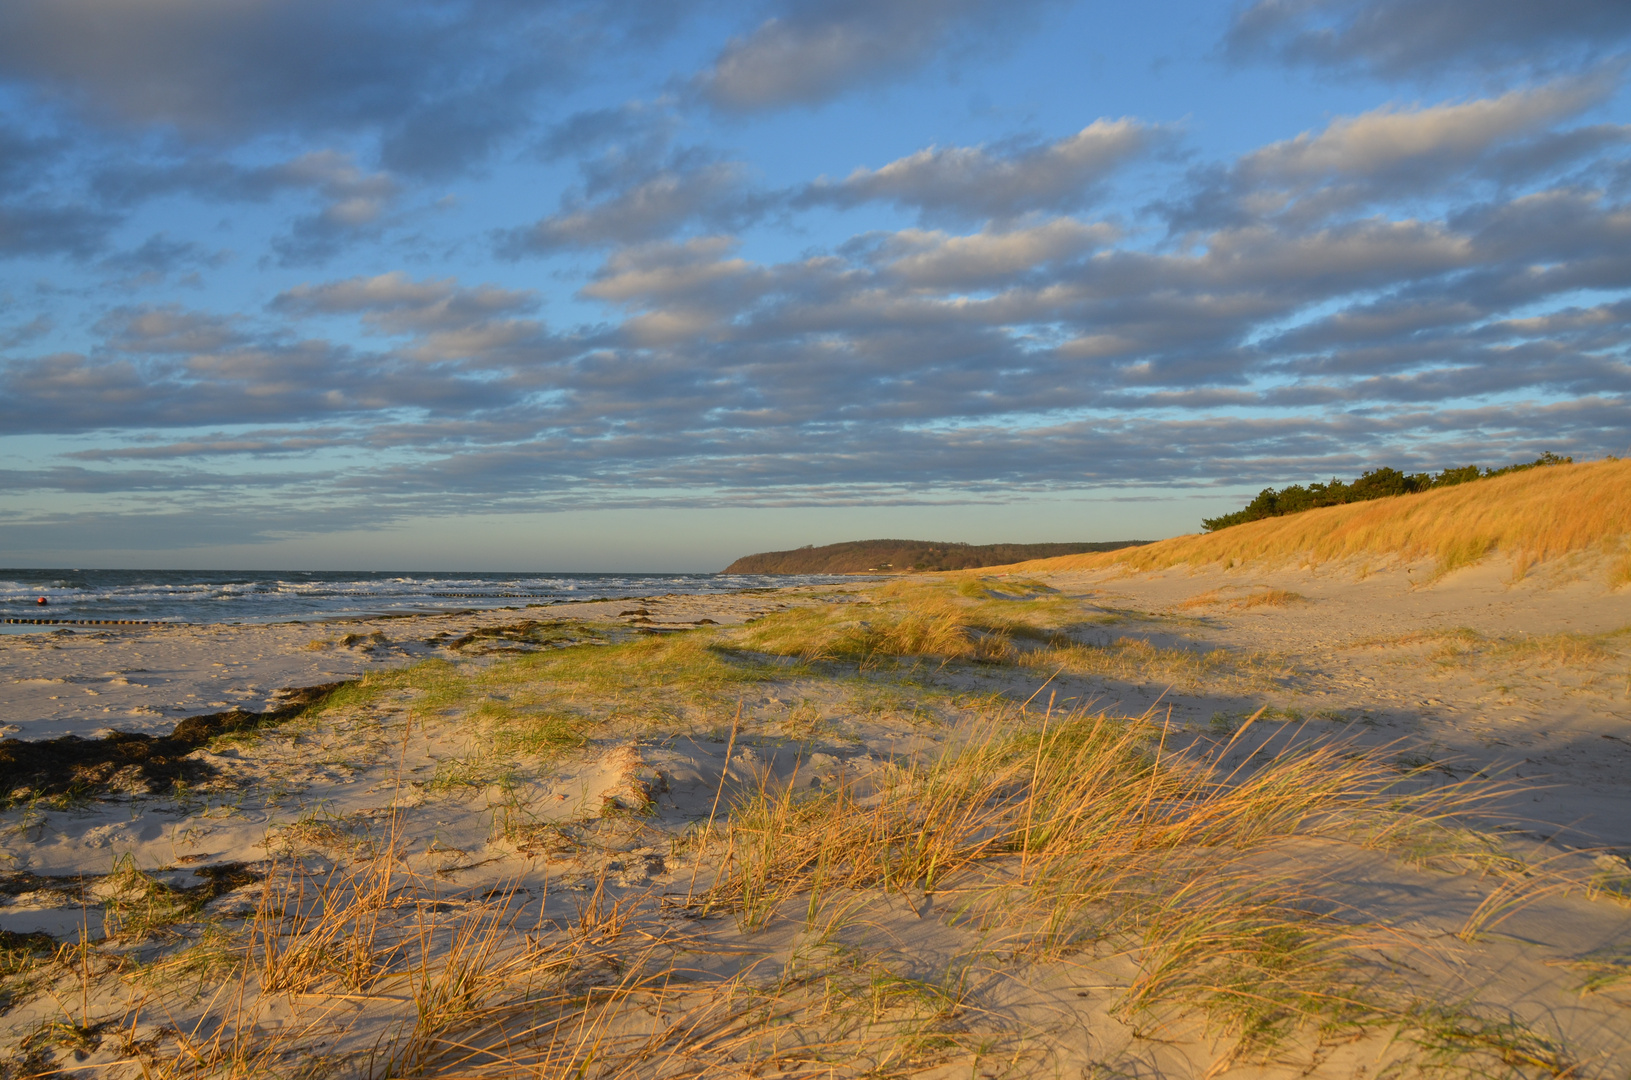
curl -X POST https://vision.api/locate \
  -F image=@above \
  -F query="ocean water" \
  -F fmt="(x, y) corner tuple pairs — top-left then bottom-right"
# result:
(0, 569), (842, 629)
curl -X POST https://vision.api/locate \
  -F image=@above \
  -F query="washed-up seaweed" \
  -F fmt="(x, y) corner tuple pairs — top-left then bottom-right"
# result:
(0, 682), (347, 804)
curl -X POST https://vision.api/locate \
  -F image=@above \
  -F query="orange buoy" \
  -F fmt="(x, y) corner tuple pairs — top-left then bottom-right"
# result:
(36, 597), (48, 605)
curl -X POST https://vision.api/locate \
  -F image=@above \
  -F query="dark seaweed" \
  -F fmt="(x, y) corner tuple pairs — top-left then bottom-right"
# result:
(0, 683), (347, 805)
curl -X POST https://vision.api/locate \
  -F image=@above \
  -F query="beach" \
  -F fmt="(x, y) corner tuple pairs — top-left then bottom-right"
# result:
(2, 559), (1630, 1076)
(0, 586), (816, 741)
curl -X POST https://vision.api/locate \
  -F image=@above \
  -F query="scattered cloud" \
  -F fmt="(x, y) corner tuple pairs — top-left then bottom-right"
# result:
(85, 148), (402, 266)
(499, 153), (767, 253)
(97, 233), (229, 283)
(796, 120), (1163, 221)
(1160, 81), (1631, 231)
(0, 314), (54, 350)
(95, 305), (244, 353)
(537, 102), (678, 164)
(694, 0), (1054, 112)
(0, 200), (116, 259)
(865, 219), (1115, 288)
(274, 272), (536, 328)
(1226, 0), (1631, 80)
(63, 429), (354, 461)
(0, 121), (64, 189)
(0, 0), (622, 171)
(1242, 80), (1607, 183)
(273, 272), (547, 362)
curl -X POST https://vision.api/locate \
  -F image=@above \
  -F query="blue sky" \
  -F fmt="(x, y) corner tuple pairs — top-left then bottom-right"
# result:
(1, 0), (1628, 570)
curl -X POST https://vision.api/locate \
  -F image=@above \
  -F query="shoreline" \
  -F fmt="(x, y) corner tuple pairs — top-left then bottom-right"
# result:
(0, 568), (852, 631)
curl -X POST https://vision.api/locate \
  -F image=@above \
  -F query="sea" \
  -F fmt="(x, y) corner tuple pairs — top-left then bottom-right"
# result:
(0, 569), (846, 630)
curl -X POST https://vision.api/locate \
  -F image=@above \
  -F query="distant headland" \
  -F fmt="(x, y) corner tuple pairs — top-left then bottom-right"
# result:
(722, 538), (1151, 574)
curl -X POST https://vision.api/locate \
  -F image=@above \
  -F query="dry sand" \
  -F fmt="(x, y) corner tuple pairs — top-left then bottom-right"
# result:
(1037, 556), (1631, 848)
(1, 562), (1629, 1077)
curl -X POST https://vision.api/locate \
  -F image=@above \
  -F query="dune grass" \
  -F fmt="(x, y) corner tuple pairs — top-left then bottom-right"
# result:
(730, 579), (1110, 668)
(296, 630), (791, 744)
(1016, 637), (1290, 691)
(1355, 626), (1631, 698)
(733, 597), (1016, 665)
(1421, 628), (1627, 669)
(996, 457), (1631, 581)
(49, 705), (1579, 1079)
(1179, 587), (1306, 610)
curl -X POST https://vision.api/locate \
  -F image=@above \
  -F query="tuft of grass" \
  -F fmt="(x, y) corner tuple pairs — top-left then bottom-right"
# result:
(736, 598), (1011, 665)
(426, 751), (514, 797)
(1179, 587), (1305, 610)
(1587, 854), (1631, 904)
(1370, 626), (1629, 689)
(732, 580), (1092, 668)
(1236, 588), (1304, 608)
(956, 576), (1056, 600)
(476, 702), (588, 759)
(1396, 1001), (1573, 1076)
(266, 808), (372, 858)
(506, 628), (786, 702)
(303, 631), (783, 741)
(1210, 706), (1306, 732)
(98, 857), (263, 941)
(781, 698), (829, 741)
(1119, 880), (1377, 1063)
(1611, 546), (1631, 590)
(1487, 630), (1621, 667)
(303, 658), (473, 720)
(1018, 637), (1287, 690)
(101, 855), (198, 941)
(1557, 945), (1631, 995)
(0, 930), (55, 1014)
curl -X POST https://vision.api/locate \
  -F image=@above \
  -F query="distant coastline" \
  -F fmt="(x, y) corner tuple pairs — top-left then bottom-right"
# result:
(722, 538), (1152, 575)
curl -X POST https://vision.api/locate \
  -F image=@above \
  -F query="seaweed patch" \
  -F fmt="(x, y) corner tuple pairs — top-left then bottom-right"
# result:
(0, 682), (347, 805)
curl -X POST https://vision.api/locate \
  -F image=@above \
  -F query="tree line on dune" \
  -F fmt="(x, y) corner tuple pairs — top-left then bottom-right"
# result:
(1201, 453), (1573, 533)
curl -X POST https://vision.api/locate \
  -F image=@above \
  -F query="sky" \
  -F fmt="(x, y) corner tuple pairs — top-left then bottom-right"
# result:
(1, 0), (1629, 571)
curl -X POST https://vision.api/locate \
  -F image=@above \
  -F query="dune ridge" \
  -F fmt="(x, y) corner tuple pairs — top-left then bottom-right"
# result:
(999, 456), (1631, 583)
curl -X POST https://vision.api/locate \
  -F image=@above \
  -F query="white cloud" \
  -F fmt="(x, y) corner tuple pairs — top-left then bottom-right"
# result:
(503, 160), (760, 253)
(695, 0), (1046, 112)
(1242, 81), (1608, 183)
(799, 121), (1157, 220)
(876, 219), (1114, 288)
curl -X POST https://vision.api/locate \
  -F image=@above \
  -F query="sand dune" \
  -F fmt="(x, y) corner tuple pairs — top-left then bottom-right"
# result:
(1004, 456), (1631, 585)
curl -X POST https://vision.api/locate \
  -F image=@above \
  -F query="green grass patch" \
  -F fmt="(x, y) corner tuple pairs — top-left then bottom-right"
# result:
(504, 630), (788, 700)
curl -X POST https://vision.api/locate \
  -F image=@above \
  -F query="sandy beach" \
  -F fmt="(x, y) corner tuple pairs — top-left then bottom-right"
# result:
(2, 559), (1629, 1077)
(0, 590), (812, 742)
